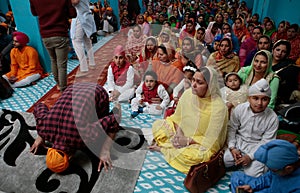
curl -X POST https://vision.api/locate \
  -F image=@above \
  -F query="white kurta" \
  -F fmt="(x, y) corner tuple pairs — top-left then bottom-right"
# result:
(224, 102), (279, 177)
(104, 65), (135, 102)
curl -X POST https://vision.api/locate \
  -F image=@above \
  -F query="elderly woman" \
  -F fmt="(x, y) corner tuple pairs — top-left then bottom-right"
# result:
(238, 50), (280, 109)
(105, 45), (135, 102)
(271, 40), (299, 104)
(152, 43), (183, 95)
(206, 37), (240, 87)
(149, 67), (228, 174)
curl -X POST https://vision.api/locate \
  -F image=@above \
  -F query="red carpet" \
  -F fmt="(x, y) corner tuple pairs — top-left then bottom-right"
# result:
(27, 33), (127, 112)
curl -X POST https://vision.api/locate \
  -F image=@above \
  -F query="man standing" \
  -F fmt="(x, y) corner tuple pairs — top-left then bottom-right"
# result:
(29, 0), (77, 91)
(70, 0), (97, 77)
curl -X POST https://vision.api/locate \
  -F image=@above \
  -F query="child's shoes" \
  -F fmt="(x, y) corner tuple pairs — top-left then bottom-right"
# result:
(131, 111), (139, 118)
(138, 106), (144, 113)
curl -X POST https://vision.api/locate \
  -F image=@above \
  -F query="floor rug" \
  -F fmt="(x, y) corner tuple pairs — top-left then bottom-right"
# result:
(0, 109), (147, 193)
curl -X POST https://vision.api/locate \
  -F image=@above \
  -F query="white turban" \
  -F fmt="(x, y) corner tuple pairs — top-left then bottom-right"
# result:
(248, 78), (271, 97)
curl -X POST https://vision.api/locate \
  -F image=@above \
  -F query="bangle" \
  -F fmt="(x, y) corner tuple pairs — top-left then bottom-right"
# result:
(186, 137), (190, 146)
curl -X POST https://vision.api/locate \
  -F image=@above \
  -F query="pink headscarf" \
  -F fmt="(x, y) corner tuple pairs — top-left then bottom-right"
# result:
(114, 45), (125, 56)
(13, 31), (29, 46)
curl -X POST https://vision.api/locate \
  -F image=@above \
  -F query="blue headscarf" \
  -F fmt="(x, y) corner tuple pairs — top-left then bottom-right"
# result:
(254, 139), (299, 170)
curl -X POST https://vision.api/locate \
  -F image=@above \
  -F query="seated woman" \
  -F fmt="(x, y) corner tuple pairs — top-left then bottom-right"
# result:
(271, 40), (299, 105)
(244, 35), (272, 67)
(104, 45), (135, 102)
(206, 37), (240, 87)
(125, 24), (147, 63)
(157, 27), (178, 50)
(134, 36), (158, 86)
(233, 17), (250, 45)
(149, 66), (228, 174)
(139, 36), (158, 63)
(176, 37), (203, 69)
(3, 31), (43, 87)
(238, 50), (280, 109)
(152, 43), (183, 95)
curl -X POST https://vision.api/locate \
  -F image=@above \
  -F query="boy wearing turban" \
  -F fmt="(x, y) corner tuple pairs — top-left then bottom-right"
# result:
(2, 31), (43, 87)
(224, 79), (279, 177)
(231, 139), (300, 193)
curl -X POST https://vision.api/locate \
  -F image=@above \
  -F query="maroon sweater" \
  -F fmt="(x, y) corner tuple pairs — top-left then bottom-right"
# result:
(29, 0), (76, 38)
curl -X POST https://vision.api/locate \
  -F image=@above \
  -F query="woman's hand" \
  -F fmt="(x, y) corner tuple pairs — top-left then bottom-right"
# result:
(171, 135), (190, 148)
(30, 136), (45, 154)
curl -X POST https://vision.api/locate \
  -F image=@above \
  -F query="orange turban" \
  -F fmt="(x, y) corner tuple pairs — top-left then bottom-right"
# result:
(106, 7), (113, 11)
(46, 148), (69, 173)
(12, 31), (29, 46)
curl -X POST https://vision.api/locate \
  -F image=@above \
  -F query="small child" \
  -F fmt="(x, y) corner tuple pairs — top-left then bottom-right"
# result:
(173, 59), (198, 104)
(131, 71), (170, 118)
(221, 72), (248, 114)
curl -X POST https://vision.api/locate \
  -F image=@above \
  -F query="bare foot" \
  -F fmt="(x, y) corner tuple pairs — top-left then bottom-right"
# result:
(148, 144), (161, 152)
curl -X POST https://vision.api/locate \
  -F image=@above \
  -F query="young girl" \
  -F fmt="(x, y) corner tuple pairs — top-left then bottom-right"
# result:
(130, 71), (170, 118)
(173, 58), (198, 104)
(221, 72), (248, 115)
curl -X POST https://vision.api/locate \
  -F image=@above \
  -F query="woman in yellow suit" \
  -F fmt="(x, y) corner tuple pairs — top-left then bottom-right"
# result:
(149, 66), (228, 174)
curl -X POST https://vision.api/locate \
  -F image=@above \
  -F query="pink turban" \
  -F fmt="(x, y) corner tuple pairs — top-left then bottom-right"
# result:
(113, 45), (125, 56)
(13, 31), (29, 46)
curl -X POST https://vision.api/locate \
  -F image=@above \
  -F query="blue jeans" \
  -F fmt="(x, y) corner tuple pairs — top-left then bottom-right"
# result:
(42, 36), (69, 91)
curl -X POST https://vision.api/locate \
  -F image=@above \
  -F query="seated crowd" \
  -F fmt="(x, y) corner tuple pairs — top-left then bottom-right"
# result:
(2, 0), (300, 192)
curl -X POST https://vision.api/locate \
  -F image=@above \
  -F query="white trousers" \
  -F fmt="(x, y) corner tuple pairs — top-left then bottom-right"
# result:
(72, 19), (95, 72)
(223, 148), (267, 177)
(103, 84), (135, 102)
(3, 74), (41, 88)
(131, 98), (163, 115)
